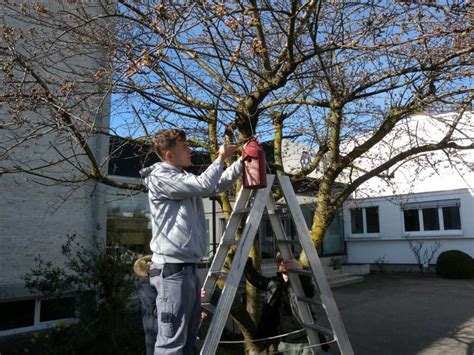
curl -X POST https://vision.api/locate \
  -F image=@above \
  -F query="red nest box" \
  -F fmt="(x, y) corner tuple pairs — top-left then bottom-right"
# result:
(241, 138), (267, 189)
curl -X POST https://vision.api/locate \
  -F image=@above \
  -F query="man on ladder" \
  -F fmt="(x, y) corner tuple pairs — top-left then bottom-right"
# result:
(140, 129), (243, 354)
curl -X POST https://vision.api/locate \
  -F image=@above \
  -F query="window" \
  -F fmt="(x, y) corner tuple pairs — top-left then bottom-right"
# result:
(105, 186), (152, 254)
(443, 206), (461, 230)
(0, 297), (77, 335)
(366, 207), (380, 233)
(404, 209), (420, 231)
(323, 213), (346, 255)
(0, 300), (35, 331)
(403, 199), (462, 233)
(40, 297), (76, 322)
(260, 218), (276, 259)
(350, 209), (363, 233)
(350, 207), (380, 235)
(106, 198), (151, 254)
(422, 208), (439, 231)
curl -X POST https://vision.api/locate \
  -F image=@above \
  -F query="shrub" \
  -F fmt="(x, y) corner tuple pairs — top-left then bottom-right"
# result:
(436, 250), (474, 279)
(22, 234), (144, 354)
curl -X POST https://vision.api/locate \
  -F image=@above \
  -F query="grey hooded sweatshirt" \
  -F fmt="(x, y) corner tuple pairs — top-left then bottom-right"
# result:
(140, 157), (242, 264)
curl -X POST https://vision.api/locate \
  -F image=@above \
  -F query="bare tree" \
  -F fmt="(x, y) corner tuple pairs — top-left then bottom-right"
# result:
(408, 240), (442, 273)
(1, 0), (473, 352)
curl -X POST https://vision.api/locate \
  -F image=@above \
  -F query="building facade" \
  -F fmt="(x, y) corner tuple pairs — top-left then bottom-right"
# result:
(0, 2), (110, 336)
(345, 188), (474, 268)
(343, 113), (474, 269)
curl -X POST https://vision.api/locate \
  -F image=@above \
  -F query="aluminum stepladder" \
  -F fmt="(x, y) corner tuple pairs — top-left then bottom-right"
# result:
(200, 174), (353, 354)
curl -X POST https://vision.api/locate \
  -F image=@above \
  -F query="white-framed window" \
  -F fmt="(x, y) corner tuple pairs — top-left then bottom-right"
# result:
(350, 206), (380, 235)
(402, 199), (462, 235)
(0, 296), (78, 336)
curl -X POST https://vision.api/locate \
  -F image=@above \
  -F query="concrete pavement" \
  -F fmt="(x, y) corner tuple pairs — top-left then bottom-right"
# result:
(327, 274), (474, 355)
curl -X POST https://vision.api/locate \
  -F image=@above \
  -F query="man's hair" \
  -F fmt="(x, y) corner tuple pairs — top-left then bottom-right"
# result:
(151, 129), (186, 158)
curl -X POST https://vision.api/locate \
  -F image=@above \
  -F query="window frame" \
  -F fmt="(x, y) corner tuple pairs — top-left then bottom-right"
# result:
(402, 200), (463, 237)
(349, 206), (381, 237)
(0, 296), (78, 336)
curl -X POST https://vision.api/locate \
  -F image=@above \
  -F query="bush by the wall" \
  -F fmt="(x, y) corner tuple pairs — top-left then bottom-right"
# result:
(436, 250), (474, 279)
(22, 234), (144, 354)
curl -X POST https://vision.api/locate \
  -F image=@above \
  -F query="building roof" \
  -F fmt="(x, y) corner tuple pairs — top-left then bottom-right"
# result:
(107, 136), (324, 194)
(108, 136), (211, 177)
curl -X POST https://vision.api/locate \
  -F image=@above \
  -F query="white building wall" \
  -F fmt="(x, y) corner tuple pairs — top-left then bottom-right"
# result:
(344, 189), (474, 265)
(347, 239), (474, 265)
(0, 1), (110, 301)
(340, 113), (474, 266)
(0, 180), (101, 294)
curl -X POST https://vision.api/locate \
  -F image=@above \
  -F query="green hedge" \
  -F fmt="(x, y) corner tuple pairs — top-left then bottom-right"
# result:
(436, 250), (474, 279)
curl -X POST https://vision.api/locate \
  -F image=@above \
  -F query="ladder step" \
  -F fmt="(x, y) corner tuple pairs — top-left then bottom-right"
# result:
(304, 323), (334, 337)
(297, 295), (322, 306)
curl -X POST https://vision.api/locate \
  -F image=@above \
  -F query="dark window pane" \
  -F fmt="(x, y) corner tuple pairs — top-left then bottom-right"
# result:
(404, 210), (420, 231)
(261, 219), (276, 260)
(323, 214), (346, 255)
(302, 206), (313, 228)
(265, 219), (273, 240)
(283, 217), (297, 240)
(366, 207), (380, 233)
(0, 300), (35, 331)
(351, 208), (363, 233)
(220, 218), (227, 231)
(40, 297), (76, 322)
(283, 218), (300, 256)
(423, 208), (440, 231)
(443, 206), (461, 230)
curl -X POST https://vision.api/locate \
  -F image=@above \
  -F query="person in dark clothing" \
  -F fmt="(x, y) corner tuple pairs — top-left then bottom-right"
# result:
(244, 255), (329, 354)
(134, 255), (208, 355)
(134, 256), (157, 355)
(137, 276), (158, 355)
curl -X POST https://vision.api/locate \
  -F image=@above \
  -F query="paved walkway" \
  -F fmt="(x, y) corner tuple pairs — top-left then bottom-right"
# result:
(330, 274), (474, 355)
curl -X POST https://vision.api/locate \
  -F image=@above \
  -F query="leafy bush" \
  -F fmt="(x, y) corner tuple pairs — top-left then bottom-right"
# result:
(436, 250), (474, 279)
(22, 234), (144, 354)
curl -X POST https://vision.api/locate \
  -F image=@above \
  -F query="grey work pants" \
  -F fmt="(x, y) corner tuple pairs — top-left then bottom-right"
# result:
(149, 264), (201, 355)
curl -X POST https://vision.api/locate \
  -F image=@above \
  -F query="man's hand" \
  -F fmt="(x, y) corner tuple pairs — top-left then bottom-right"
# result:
(200, 288), (208, 319)
(279, 259), (302, 283)
(218, 144), (238, 160)
(279, 259), (303, 273)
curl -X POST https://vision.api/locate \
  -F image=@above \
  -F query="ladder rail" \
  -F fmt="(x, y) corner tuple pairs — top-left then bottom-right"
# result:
(201, 187), (252, 303)
(200, 175), (275, 355)
(278, 175), (354, 355)
(266, 194), (322, 354)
